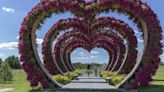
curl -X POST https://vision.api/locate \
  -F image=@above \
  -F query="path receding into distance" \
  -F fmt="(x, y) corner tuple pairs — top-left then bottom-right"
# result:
(58, 76), (137, 92)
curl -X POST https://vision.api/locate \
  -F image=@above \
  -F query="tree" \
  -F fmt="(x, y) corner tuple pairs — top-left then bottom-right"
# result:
(0, 62), (13, 82)
(160, 62), (164, 65)
(4, 56), (21, 69)
(0, 58), (2, 65)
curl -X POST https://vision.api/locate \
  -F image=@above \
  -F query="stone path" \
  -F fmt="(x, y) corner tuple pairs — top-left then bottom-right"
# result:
(42, 76), (137, 92)
(58, 76), (123, 92)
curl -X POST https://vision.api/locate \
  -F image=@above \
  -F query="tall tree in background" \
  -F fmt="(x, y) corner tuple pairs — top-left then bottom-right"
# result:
(0, 62), (13, 82)
(0, 58), (2, 65)
(4, 56), (21, 69)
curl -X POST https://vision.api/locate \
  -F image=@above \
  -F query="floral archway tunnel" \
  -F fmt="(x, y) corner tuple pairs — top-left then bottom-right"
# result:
(18, 0), (162, 90)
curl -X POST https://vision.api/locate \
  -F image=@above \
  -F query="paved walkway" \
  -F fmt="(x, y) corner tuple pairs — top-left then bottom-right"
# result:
(57, 76), (138, 92)
(58, 76), (121, 92)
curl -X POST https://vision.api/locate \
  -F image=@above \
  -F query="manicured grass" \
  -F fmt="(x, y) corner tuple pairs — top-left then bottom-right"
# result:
(139, 65), (164, 92)
(0, 69), (31, 92)
(0, 66), (164, 92)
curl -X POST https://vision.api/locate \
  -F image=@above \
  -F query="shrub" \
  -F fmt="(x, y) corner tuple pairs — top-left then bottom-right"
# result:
(0, 62), (13, 82)
(52, 75), (70, 85)
(100, 71), (115, 78)
(64, 72), (79, 80)
(110, 75), (125, 85)
(100, 71), (125, 85)
(52, 71), (80, 85)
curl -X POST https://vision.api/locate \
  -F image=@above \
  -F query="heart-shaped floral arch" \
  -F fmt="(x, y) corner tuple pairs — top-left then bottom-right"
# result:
(18, 0), (162, 89)
(53, 29), (124, 72)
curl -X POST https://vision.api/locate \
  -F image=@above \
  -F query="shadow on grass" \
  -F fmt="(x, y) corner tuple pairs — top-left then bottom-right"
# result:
(139, 84), (164, 92)
(29, 88), (41, 92)
(0, 81), (13, 84)
(153, 79), (164, 81)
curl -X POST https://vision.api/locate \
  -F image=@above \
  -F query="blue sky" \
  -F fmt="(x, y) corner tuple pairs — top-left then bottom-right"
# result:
(0, 0), (163, 64)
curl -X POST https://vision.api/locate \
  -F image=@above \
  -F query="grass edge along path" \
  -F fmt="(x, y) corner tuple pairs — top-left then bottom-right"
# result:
(0, 66), (164, 92)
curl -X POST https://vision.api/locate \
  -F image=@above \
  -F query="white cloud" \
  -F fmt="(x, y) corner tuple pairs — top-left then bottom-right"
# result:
(137, 38), (144, 43)
(39, 53), (43, 58)
(79, 51), (85, 56)
(0, 42), (18, 50)
(90, 55), (97, 59)
(72, 57), (85, 60)
(72, 56), (90, 60)
(16, 36), (19, 39)
(134, 30), (139, 34)
(91, 51), (99, 54)
(16, 36), (43, 45)
(36, 38), (43, 44)
(160, 52), (164, 63)
(72, 51), (77, 54)
(2, 7), (15, 13)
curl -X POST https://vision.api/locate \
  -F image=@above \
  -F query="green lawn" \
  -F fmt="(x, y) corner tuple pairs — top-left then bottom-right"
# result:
(139, 66), (164, 92)
(0, 66), (164, 92)
(0, 69), (31, 92)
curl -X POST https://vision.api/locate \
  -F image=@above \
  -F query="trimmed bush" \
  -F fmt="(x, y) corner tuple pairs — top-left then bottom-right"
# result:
(52, 71), (80, 85)
(110, 75), (125, 85)
(64, 71), (79, 80)
(52, 75), (70, 85)
(100, 71), (126, 86)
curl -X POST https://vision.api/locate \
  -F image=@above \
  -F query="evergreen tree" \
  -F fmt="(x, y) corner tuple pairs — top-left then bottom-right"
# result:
(0, 62), (13, 82)
(0, 58), (2, 66)
(4, 56), (21, 69)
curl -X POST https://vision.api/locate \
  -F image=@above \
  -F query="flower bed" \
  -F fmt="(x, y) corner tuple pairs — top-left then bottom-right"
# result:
(100, 71), (126, 86)
(52, 71), (80, 85)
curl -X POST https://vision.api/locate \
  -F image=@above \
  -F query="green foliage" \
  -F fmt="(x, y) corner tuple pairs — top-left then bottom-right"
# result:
(0, 62), (13, 82)
(100, 71), (115, 78)
(4, 55), (21, 69)
(0, 58), (2, 65)
(160, 62), (164, 65)
(64, 71), (80, 80)
(52, 71), (80, 85)
(0, 66), (164, 92)
(52, 74), (70, 85)
(0, 69), (31, 92)
(29, 88), (41, 92)
(73, 62), (103, 69)
(100, 71), (125, 86)
(110, 75), (125, 85)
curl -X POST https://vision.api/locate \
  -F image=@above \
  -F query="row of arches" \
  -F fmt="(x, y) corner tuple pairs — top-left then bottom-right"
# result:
(18, 0), (162, 89)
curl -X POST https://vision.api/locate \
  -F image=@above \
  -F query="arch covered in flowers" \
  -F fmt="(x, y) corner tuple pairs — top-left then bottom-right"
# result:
(54, 29), (125, 73)
(18, 0), (162, 89)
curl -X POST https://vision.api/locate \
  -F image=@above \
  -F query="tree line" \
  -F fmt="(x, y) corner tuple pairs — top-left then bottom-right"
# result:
(73, 62), (105, 69)
(0, 55), (21, 69)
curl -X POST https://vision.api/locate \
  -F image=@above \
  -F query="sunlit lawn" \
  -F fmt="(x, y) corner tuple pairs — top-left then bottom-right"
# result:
(139, 66), (164, 92)
(0, 69), (31, 92)
(0, 66), (164, 92)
